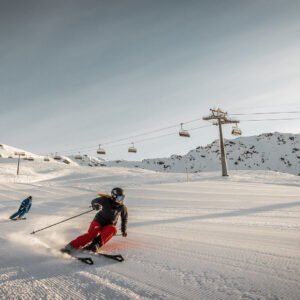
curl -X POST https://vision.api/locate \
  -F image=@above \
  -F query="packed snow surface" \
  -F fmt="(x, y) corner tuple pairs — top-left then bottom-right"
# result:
(0, 160), (299, 299)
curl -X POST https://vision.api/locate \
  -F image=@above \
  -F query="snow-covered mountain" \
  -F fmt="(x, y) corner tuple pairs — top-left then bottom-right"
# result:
(1, 132), (299, 175)
(68, 154), (106, 167)
(103, 132), (300, 175)
(0, 144), (106, 168)
(0, 144), (41, 160)
(0, 144), (77, 166)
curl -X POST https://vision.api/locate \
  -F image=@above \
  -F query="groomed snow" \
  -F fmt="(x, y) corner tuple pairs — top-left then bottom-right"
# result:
(0, 160), (299, 299)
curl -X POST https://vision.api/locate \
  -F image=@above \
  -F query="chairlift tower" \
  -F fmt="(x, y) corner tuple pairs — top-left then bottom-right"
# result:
(203, 108), (240, 176)
(15, 151), (25, 175)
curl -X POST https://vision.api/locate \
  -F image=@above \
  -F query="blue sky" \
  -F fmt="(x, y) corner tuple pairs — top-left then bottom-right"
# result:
(1, 0), (299, 160)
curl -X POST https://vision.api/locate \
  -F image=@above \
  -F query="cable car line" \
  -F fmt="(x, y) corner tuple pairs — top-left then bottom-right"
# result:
(96, 117), (202, 146)
(231, 111), (300, 116)
(92, 124), (213, 150)
(240, 117), (300, 122)
(48, 117), (204, 155)
(54, 124), (213, 157)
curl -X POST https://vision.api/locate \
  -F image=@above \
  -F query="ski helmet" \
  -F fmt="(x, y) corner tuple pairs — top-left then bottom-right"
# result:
(111, 187), (125, 200)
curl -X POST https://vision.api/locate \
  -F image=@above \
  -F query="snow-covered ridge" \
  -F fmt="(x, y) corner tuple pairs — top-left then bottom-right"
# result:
(0, 144), (77, 166)
(0, 144), (40, 159)
(0, 144), (105, 170)
(68, 154), (106, 167)
(103, 132), (300, 175)
(1, 132), (299, 175)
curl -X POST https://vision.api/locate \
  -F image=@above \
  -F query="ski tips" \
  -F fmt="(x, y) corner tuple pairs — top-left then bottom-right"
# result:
(78, 257), (94, 265)
(98, 253), (125, 262)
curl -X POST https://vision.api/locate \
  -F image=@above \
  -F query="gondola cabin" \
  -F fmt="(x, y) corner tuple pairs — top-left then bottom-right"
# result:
(74, 153), (83, 160)
(128, 143), (137, 153)
(231, 125), (242, 136)
(97, 145), (106, 155)
(179, 130), (190, 138)
(179, 123), (191, 138)
(54, 153), (62, 160)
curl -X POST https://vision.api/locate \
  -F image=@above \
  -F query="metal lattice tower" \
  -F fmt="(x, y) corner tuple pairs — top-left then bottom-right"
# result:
(203, 108), (240, 176)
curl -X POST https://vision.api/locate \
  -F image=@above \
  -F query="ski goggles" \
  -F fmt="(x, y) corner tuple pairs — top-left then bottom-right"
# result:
(116, 195), (125, 202)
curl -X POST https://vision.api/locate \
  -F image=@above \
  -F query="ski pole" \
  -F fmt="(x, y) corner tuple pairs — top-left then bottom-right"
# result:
(30, 209), (94, 234)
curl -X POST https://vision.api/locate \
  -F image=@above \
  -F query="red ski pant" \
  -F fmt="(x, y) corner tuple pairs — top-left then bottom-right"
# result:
(70, 220), (117, 249)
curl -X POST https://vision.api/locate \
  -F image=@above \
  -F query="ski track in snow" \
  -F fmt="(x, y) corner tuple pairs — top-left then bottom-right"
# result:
(0, 163), (300, 299)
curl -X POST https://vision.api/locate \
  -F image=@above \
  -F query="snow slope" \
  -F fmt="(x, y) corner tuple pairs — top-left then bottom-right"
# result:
(0, 161), (299, 299)
(69, 154), (106, 167)
(0, 144), (41, 159)
(0, 144), (77, 166)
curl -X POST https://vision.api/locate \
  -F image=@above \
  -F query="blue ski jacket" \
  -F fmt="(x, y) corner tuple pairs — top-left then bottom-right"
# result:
(19, 197), (32, 213)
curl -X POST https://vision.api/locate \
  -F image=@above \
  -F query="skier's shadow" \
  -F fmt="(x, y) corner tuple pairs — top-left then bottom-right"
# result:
(130, 200), (300, 227)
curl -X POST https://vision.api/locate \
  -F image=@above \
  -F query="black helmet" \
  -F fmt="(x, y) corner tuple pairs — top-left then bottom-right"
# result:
(29, 196), (32, 200)
(111, 187), (124, 199)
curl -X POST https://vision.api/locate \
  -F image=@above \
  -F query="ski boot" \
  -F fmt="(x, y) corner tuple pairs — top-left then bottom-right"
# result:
(82, 235), (102, 253)
(60, 244), (77, 255)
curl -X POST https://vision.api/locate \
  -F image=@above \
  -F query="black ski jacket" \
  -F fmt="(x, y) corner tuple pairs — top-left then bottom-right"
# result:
(91, 196), (128, 233)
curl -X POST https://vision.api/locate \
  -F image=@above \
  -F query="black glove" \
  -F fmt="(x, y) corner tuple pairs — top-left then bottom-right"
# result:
(92, 203), (101, 211)
(122, 231), (127, 237)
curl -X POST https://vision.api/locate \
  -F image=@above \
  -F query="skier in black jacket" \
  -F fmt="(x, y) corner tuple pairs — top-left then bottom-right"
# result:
(62, 187), (128, 254)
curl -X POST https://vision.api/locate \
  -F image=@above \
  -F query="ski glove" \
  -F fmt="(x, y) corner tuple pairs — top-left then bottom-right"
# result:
(92, 203), (101, 211)
(122, 231), (127, 237)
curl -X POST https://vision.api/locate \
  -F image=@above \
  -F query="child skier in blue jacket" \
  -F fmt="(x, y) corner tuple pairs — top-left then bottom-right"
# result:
(10, 196), (32, 220)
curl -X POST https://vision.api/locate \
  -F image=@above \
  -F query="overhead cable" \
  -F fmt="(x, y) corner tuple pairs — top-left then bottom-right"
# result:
(231, 111), (300, 116)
